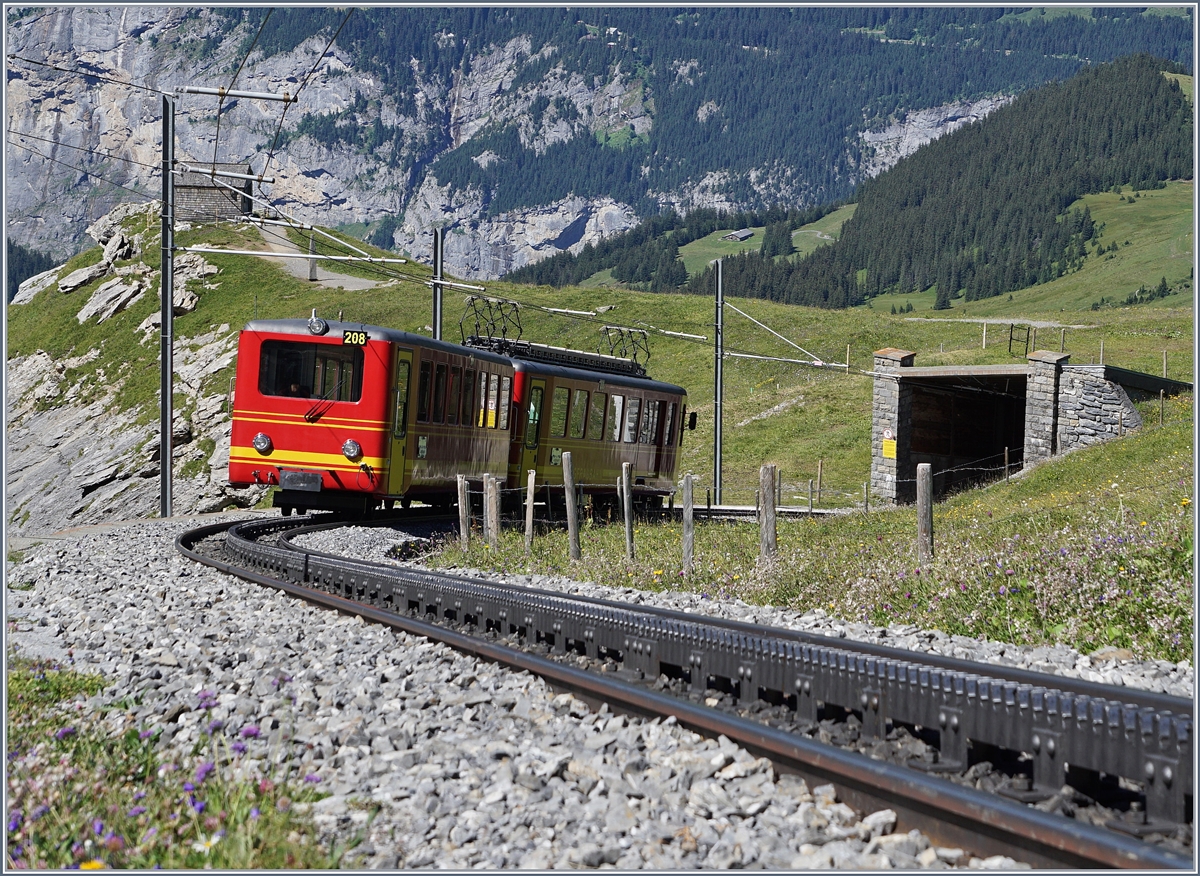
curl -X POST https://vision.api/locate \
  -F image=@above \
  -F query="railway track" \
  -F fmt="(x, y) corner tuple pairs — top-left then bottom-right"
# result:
(178, 514), (1193, 869)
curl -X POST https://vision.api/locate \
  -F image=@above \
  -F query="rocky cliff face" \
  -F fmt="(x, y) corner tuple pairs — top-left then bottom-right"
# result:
(858, 97), (1013, 179)
(6, 8), (1006, 281)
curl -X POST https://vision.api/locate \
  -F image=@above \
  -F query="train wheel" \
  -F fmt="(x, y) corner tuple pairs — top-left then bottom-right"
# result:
(384, 499), (395, 511)
(280, 506), (293, 517)
(400, 496), (412, 509)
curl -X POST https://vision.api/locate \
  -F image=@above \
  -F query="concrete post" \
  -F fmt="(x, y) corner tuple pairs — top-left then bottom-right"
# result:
(457, 475), (470, 551)
(524, 469), (536, 555)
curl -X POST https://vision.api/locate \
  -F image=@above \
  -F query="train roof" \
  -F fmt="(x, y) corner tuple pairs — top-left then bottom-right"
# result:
(240, 319), (686, 395)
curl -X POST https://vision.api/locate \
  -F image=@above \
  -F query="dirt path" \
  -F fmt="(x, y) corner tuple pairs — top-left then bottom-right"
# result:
(255, 225), (382, 291)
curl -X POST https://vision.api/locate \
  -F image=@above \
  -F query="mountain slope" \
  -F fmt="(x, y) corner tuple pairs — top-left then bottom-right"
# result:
(5, 8), (1191, 278)
(684, 56), (1192, 307)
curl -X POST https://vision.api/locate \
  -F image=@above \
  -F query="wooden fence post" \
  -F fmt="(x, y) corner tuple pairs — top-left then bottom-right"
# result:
(457, 474), (470, 551)
(485, 474), (500, 551)
(863, 482), (869, 514)
(759, 464), (777, 563)
(917, 463), (933, 565)
(816, 458), (823, 504)
(1163, 350), (1168, 378)
(682, 474), (694, 577)
(524, 469), (536, 555)
(1004, 447), (1009, 482)
(808, 478), (814, 515)
(1160, 389), (1165, 426)
(621, 462), (634, 561)
(563, 452), (581, 561)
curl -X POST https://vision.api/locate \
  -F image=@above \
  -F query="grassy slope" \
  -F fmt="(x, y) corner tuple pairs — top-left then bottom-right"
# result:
(7, 176), (1193, 660)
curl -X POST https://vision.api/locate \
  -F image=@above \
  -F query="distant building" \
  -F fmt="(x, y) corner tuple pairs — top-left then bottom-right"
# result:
(175, 163), (254, 224)
(721, 229), (754, 241)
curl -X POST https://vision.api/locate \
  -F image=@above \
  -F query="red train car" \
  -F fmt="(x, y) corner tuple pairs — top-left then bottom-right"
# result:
(228, 316), (692, 515)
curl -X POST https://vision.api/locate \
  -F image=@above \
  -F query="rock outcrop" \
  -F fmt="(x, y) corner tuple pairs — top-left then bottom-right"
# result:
(858, 97), (1012, 179)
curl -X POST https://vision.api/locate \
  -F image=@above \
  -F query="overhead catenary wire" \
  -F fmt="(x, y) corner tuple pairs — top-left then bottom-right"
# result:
(212, 9), (273, 171)
(7, 53), (167, 94)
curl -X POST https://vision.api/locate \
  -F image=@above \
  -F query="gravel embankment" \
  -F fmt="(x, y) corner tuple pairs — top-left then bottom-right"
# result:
(7, 516), (1182, 868)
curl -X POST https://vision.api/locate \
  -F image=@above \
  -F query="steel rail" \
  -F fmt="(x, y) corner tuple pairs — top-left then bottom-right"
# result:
(227, 515), (1193, 829)
(278, 517), (1189, 715)
(178, 519), (1192, 869)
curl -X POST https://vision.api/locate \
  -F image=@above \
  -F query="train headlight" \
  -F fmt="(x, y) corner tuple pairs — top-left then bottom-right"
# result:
(342, 439), (362, 461)
(252, 432), (273, 453)
(308, 308), (328, 335)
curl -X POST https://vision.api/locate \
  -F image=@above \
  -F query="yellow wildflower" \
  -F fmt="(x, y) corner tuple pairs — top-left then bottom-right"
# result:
(80, 862), (107, 871)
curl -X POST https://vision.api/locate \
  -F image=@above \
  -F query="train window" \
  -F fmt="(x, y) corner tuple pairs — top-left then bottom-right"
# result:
(588, 392), (607, 440)
(462, 370), (476, 427)
(623, 398), (641, 443)
(525, 386), (543, 448)
(608, 395), (624, 442)
(664, 402), (676, 446)
(476, 372), (489, 427)
(639, 400), (659, 445)
(679, 404), (687, 445)
(393, 360), (410, 438)
(568, 389), (588, 439)
(549, 387), (569, 437)
(446, 367), (461, 426)
(416, 361), (432, 422)
(498, 376), (512, 430)
(258, 340), (363, 401)
(432, 363), (447, 423)
(486, 373), (500, 428)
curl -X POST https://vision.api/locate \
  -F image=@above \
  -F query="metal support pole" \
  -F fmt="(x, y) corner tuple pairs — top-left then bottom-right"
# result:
(917, 463), (933, 565)
(817, 459), (823, 504)
(432, 227), (444, 341)
(1060, 328), (1066, 353)
(486, 474), (500, 551)
(481, 474), (491, 544)
(563, 452), (580, 561)
(682, 474), (694, 577)
(1004, 447), (1010, 482)
(714, 258), (724, 505)
(308, 233), (317, 281)
(160, 94), (175, 518)
(982, 323), (986, 350)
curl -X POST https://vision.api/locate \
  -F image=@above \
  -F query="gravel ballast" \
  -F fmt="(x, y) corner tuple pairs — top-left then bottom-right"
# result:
(7, 516), (1189, 868)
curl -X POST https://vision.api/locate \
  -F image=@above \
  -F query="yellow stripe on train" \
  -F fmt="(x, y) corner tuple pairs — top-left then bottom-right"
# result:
(229, 447), (388, 470)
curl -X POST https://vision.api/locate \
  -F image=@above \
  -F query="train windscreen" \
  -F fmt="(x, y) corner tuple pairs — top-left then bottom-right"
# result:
(258, 340), (363, 401)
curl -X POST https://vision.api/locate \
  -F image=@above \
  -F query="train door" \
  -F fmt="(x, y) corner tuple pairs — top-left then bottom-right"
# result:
(387, 349), (414, 496)
(521, 379), (545, 479)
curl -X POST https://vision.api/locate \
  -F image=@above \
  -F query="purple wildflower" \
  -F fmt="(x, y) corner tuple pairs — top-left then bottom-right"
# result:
(139, 730), (153, 740)
(240, 725), (260, 739)
(55, 727), (76, 741)
(128, 806), (146, 817)
(232, 741), (247, 755)
(30, 805), (49, 822)
(133, 791), (145, 801)
(93, 819), (104, 836)
(195, 762), (215, 784)
(183, 782), (195, 793)
(207, 720), (224, 734)
(303, 773), (321, 783)
(192, 799), (206, 815)
(249, 807), (260, 820)
(8, 810), (22, 832)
